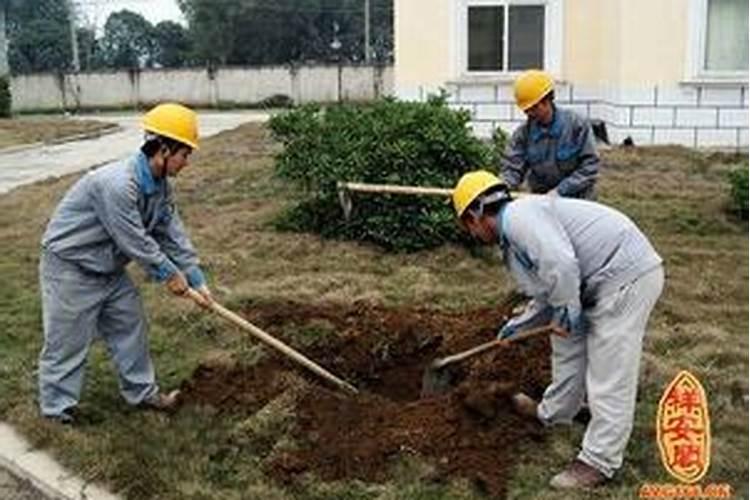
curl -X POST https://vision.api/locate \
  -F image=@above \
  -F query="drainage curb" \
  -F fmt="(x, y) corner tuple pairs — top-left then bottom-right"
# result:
(0, 423), (120, 500)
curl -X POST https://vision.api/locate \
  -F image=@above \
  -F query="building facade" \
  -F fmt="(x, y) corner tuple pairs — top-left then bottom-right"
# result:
(395, 0), (748, 148)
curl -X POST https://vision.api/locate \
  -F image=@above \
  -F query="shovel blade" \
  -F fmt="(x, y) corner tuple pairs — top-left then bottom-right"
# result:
(420, 363), (459, 398)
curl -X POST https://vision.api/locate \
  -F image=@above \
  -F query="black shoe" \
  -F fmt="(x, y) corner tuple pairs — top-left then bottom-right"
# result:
(44, 408), (76, 425)
(573, 406), (591, 425)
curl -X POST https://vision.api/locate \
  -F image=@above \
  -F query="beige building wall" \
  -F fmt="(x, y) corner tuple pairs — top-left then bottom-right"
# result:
(394, 0), (452, 95)
(396, 0), (690, 88)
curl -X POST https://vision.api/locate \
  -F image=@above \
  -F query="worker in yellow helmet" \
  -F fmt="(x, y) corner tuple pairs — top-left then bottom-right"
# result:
(38, 103), (211, 424)
(453, 170), (664, 490)
(501, 69), (600, 199)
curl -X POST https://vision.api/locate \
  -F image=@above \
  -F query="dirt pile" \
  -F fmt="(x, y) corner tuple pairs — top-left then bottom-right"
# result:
(179, 298), (551, 498)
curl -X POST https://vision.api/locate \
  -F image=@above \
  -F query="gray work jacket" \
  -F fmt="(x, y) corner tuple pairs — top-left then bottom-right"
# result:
(501, 106), (599, 199)
(498, 196), (662, 313)
(41, 152), (205, 286)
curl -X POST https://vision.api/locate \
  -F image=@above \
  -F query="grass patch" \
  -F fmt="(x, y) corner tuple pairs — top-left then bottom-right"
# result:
(0, 116), (117, 149)
(0, 128), (746, 498)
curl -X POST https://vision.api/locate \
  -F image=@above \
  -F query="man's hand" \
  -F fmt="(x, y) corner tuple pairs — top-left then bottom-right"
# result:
(191, 284), (214, 309)
(166, 272), (189, 296)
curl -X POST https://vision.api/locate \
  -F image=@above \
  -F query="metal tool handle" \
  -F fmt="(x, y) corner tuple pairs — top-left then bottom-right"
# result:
(185, 289), (359, 395)
(432, 323), (565, 370)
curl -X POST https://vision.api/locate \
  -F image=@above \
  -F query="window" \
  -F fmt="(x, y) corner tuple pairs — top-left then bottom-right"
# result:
(460, 0), (562, 76)
(688, 0), (748, 79)
(704, 0), (748, 71)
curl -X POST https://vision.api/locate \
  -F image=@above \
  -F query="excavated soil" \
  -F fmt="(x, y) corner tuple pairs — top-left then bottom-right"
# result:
(179, 296), (552, 498)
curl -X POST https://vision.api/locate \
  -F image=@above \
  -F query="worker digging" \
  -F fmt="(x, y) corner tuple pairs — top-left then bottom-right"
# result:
(38, 103), (213, 424)
(450, 169), (664, 489)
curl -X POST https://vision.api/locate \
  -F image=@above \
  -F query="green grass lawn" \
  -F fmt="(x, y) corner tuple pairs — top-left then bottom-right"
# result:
(0, 124), (746, 499)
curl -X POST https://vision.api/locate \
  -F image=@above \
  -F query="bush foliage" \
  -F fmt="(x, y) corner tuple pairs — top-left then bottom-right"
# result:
(268, 96), (495, 251)
(0, 77), (10, 118)
(728, 166), (748, 219)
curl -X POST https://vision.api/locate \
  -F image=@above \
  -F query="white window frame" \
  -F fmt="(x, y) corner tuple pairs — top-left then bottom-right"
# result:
(686, 0), (748, 83)
(455, 0), (563, 80)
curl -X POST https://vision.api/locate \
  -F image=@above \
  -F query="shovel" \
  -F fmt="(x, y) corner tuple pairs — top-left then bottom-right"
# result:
(420, 323), (567, 397)
(185, 288), (359, 396)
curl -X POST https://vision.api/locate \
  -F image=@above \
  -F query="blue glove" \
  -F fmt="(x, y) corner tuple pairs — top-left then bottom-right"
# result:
(551, 305), (584, 336)
(497, 322), (518, 340)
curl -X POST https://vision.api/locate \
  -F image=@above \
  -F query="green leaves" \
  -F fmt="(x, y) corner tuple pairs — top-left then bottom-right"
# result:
(269, 97), (494, 251)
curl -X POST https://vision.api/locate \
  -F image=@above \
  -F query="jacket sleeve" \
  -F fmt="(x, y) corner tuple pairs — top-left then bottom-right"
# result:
(555, 119), (600, 196)
(505, 203), (581, 310)
(90, 175), (178, 282)
(500, 126), (528, 190)
(151, 193), (205, 287)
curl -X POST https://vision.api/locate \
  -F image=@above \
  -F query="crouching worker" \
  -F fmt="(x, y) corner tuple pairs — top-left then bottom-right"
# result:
(452, 170), (664, 489)
(38, 103), (213, 424)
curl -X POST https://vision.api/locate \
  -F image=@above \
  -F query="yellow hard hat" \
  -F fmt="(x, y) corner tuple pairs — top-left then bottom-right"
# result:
(514, 70), (554, 111)
(452, 170), (504, 217)
(142, 103), (199, 150)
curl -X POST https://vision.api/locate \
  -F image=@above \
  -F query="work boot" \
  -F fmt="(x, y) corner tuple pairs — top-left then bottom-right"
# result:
(549, 459), (607, 489)
(511, 393), (539, 421)
(139, 389), (181, 412)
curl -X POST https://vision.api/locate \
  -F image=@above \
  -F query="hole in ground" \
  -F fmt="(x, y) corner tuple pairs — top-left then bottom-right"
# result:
(179, 299), (551, 498)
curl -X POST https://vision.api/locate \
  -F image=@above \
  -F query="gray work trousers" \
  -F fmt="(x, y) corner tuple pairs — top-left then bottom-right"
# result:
(38, 250), (159, 418)
(537, 265), (664, 477)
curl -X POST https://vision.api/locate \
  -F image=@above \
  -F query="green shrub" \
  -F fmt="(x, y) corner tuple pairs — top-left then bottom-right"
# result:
(0, 77), (10, 118)
(728, 166), (748, 219)
(489, 125), (509, 167)
(269, 95), (494, 251)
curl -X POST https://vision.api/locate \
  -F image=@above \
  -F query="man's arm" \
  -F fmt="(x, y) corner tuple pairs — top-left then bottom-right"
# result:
(90, 176), (179, 282)
(501, 126), (529, 190)
(555, 120), (599, 196)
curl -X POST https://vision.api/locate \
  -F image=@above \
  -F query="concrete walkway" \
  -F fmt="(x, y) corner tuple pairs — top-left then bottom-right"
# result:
(0, 110), (271, 500)
(0, 424), (118, 500)
(0, 110), (270, 194)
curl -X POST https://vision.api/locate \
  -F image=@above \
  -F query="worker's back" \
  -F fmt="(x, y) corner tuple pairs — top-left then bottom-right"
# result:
(503, 196), (662, 302)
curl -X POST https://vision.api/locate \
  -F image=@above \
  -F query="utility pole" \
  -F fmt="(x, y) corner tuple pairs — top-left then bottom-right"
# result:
(0, 2), (9, 77)
(364, 0), (370, 63)
(68, 0), (80, 71)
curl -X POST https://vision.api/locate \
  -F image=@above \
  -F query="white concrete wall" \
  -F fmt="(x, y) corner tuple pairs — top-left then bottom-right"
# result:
(9, 65), (395, 112)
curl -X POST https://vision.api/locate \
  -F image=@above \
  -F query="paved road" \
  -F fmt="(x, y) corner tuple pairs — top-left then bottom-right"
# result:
(0, 110), (270, 194)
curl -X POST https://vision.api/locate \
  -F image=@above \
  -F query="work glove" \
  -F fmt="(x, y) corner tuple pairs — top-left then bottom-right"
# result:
(550, 305), (584, 336)
(497, 299), (554, 340)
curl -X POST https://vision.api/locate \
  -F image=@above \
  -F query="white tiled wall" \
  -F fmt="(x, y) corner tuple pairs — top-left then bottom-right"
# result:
(718, 108), (748, 128)
(676, 108), (718, 128)
(633, 107), (674, 127)
(452, 81), (747, 149)
(696, 129), (739, 147)
(654, 128), (696, 147)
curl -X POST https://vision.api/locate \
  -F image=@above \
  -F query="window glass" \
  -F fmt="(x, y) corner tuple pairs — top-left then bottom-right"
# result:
(508, 5), (545, 70)
(705, 0), (748, 71)
(468, 6), (504, 71)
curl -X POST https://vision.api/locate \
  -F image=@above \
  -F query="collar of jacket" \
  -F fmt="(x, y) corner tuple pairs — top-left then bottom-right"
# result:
(135, 151), (160, 196)
(528, 105), (562, 142)
(496, 202), (510, 251)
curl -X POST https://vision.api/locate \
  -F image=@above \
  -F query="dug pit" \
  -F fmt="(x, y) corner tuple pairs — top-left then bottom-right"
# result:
(179, 298), (552, 498)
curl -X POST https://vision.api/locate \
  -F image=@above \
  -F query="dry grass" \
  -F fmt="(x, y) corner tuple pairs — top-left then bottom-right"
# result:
(0, 124), (746, 499)
(0, 116), (117, 149)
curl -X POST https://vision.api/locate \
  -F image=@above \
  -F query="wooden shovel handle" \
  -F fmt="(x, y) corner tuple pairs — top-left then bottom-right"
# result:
(185, 289), (359, 395)
(433, 323), (567, 370)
